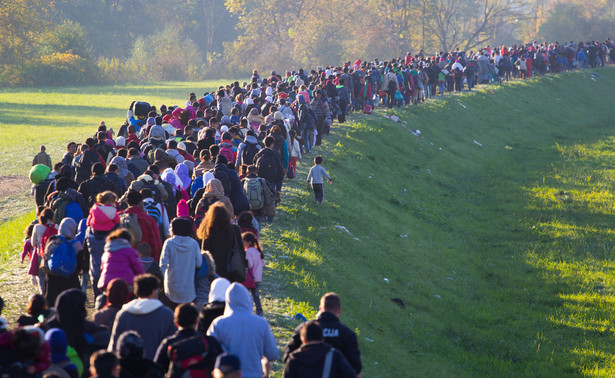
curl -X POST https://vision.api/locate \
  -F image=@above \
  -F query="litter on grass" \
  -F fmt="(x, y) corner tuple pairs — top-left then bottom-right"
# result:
(400, 234), (408, 238)
(353, 238), (361, 242)
(473, 140), (483, 147)
(458, 102), (467, 109)
(434, 294), (441, 299)
(334, 225), (352, 235)
(383, 278), (390, 283)
(365, 337), (374, 342)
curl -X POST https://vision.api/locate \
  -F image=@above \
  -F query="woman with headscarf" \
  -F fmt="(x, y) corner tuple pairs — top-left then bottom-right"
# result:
(93, 278), (130, 331)
(42, 218), (85, 307)
(194, 179), (233, 228)
(45, 289), (110, 365)
(247, 107), (264, 130)
(109, 156), (135, 185)
(174, 163), (191, 196)
(162, 167), (189, 201)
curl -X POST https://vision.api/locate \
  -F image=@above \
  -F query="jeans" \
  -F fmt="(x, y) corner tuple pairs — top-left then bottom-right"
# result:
(250, 282), (263, 316)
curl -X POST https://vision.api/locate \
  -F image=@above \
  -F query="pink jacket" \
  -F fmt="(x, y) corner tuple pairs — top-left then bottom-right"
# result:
(98, 240), (145, 290)
(87, 204), (120, 232)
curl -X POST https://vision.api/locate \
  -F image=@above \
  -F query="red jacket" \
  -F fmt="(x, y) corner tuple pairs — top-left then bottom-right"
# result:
(124, 206), (162, 262)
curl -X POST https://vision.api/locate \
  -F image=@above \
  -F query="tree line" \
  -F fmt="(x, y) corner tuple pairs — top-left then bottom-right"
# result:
(1, 0), (614, 86)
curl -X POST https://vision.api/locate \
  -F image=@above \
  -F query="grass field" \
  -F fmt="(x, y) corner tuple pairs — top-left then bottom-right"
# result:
(1, 70), (615, 376)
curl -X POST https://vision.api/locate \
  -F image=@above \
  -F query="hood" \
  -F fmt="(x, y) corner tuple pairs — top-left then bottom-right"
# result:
(140, 257), (154, 271)
(219, 140), (233, 148)
(106, 278), (129, 308)
(59, 217), (77, 239)
(224, 282), (253, 316)
(148, 124), (166, 141)
(209, 277), (231, 303)
(104, 238), (132, 253)
(97, 204), (117, 220)
(122, 298), (163, 315)
(244, 135), (259, 145)
(45, 328), (69, 364)
(165, 235), (197, 253)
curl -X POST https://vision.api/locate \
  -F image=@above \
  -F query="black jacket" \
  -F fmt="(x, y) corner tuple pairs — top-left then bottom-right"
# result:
(283, 311), (362, 374)
(253, 147), (282, 189)
(284, 342), (356, 378)
(78, 175), (118, 209)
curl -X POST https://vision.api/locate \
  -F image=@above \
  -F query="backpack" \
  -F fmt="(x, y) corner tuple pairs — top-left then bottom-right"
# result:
(211, 165), (232, 197)
(48, 236), (78, 278)
(387, 78), (397, 92)
(119, 213), (142, 246)
(243, 178), (265, 210)
(40, 224), (58, 256)
(241, 143), (260, 165)
(143, 200), (162, 225)
(168, 335), (221, 378)
(219, 146), (234, 163)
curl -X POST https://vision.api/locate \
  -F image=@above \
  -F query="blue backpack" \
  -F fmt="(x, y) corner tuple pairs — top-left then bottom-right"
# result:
(48, 236), (78, 278)
(65, 201), (84, 222)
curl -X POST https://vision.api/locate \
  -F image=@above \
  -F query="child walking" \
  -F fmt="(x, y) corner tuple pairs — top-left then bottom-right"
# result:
(306, 155), (332, 204)
(242, 232), (264, 316)
(87, 191), (120, 232)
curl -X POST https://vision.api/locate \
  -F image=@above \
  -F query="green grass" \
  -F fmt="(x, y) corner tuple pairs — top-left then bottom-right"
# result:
(0, 80), (235, 175)
(2, 70), (615, 376)
(258, 69), (615, 376)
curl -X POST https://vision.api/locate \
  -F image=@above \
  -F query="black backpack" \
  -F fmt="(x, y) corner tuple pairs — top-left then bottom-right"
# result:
(242, 142), (260, 165)
(168, 335), (221, 378)
(211, 165), (232, 197)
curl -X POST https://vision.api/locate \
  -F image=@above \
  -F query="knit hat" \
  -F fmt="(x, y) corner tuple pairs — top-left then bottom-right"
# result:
(118, 331), (144, 359)
(147, 117), (156, 126)
(106, 278), (129, 308)
(177, 199), (190, 218)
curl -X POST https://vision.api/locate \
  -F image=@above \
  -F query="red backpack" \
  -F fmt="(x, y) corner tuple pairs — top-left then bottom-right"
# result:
(39, 224), (58, 257)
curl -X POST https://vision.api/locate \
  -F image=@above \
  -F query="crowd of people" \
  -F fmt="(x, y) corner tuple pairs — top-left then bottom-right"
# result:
(5, 38), (614, 377)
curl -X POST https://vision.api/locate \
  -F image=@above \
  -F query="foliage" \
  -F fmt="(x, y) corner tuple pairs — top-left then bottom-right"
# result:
(0, 0), (53, 66)
(538, 0), (615, 42)
(0, 52), (99, 87)
(39, 20), (92, 58)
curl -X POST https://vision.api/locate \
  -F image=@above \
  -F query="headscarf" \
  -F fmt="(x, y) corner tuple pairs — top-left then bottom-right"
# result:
(161, 168), (183, 190)
(59, 217), (77, 239)
(204, 179), (225, 199)
(110, 156), (130, 178)
(106, 278), (129, 308)
(174, 163), (191, 191)
(116, 136), (126, 147)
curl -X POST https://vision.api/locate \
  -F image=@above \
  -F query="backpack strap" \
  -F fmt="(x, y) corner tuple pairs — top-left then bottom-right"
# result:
(322, 348), (334, 378)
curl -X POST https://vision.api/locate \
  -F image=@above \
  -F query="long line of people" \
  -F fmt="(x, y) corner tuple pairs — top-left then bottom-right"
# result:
(9, 38), (613, 377)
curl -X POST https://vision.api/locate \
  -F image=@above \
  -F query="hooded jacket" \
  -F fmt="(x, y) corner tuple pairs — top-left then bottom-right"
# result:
(207, 283), (278, 378)
(109, 298), (176, 360)
(98, 239), (144, 290)
(87, 204), (120, 232)
(235, 135), (262, 167)
(159, 235), (203, 303)
(198, 277), (231, 332)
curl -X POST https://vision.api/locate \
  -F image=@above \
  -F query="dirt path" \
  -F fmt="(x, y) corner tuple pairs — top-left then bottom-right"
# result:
(0, 175), (32, 224)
